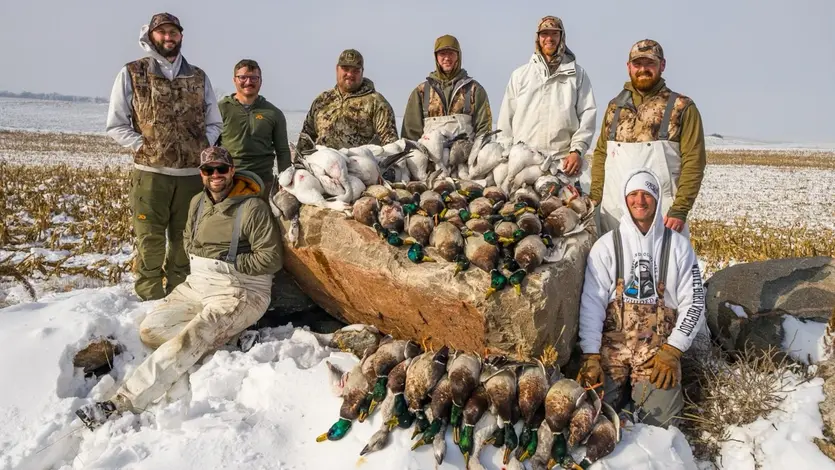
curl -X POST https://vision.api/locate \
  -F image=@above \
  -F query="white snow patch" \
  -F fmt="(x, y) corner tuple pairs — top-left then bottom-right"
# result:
(782, 315), (828, 365)
(725, 302), (748, 319)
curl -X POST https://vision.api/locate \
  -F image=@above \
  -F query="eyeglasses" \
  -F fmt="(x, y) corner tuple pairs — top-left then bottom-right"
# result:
(235, 75), (261, 83)
(200, 165), (231, 176)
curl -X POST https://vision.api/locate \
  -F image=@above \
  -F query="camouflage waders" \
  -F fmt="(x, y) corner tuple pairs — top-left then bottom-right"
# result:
(600, 227), (683, 427)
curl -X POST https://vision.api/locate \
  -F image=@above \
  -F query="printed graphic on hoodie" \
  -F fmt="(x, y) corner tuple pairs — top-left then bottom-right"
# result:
(624, 255), (658, 304)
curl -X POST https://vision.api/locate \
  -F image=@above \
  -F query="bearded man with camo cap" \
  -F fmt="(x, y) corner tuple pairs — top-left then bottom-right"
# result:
(591, 39), (707, 238)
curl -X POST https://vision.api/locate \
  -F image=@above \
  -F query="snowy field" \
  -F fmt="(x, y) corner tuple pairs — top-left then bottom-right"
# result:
(1, 99), (835, 469)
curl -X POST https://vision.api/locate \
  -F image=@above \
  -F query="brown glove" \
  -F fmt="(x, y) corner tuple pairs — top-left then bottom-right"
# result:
(648, 344), (683, 389)
(576, 353), (605, 388)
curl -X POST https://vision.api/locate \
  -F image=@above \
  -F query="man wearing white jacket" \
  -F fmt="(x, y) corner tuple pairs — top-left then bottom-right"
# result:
(496, 15), (597, 179)
(576, 169), (705, 428)
(74, 146), (282, 430)
(106, 13), (223, 301)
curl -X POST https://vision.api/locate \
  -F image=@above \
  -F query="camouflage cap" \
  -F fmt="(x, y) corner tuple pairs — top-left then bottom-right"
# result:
(629, 39), (664, 62)
(149, 12), (182, 32)
(537, 16), (564, 33)
(199, 146), (233, 167)
(337, 49), (364, 68)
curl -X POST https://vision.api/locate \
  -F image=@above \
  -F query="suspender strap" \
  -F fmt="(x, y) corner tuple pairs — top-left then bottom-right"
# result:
(608, 108), (622, 141)
(659, 227), (673, 288)
(613, 225), (624, 281)
(607, 89), (633, 140)
(462, 83), (472, 115)
(192, 196), (206, 239)
(658, 92), (679, 140)
(422, 81), (432, 118)
(226, 205), (244, 264)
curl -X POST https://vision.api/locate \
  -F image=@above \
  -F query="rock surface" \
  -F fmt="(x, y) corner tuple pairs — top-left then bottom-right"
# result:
(705, 257), (835, 352)
(277, 205), (596, 365)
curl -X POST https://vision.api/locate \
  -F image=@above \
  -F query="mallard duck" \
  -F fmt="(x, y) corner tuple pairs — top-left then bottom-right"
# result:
(500, 246), (521, 272)
(468, 197), (496, 218)
(512, 186), (541, 210)
(362, 184), (393, 204)
(538, 195), (564, 218)
(453, 253), (470, 275)
(273, 188), (301, 221)
(544, 206), (580, 238)
(412, 374), (453, 455)
(509, 269), (527, 295)
(405, 346), (451, 436)
(571, 402), (619, 469)
(568, 195), (595, 218)
(544, 378), (585, 467)
(441, 190), (469, 210)
(431, 175), (457, 195)
(430, 221), (464, 262)
(514, 235), (547, 272)
(515, 347), (562, 462)
(449, 138), (473, 167)
(465, 217), (493, 234)
(458, 385), (490, 468)
(480, 356), (519, 465)
(311, 324), (381, 359)
(457, 187), (484, 203)
(419, 190), (445, 216)
(447, 351), (482, 444)
(378, 201), (405, 233)
(351, 196), (379, 227)
(391, 188), (415, 204)
(568, 389), (602, 447)
(361, 338), (422, 420)
(484, 269), (508, 299)
(407, 212), (434, 247)
(516, 211), (542, 236)
(495, 220), (520, 240)
(316, 352), (372, 442)
(481, 185), (505, 203)
(381, 357), (416, 431)
(464, 234), (499, 273)
(407, 243), (435, 263)
(406, 180), (428, 195)
(360, 388), (396, 456)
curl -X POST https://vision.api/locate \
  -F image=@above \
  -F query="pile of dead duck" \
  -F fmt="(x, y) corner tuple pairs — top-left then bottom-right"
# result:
(271, 131), (595, 300)
(313, 324), (621, 470)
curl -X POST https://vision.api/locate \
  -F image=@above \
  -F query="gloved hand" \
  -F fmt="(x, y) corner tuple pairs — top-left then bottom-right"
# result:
(576, 353), (605, 388)
(648, 343), (682, 389)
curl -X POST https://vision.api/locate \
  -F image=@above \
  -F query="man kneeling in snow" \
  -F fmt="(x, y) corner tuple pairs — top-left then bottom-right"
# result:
(575, 169), (705, 427)
(76, 146), (283, 430)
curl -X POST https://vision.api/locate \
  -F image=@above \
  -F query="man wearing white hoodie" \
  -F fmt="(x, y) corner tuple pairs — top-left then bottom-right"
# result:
(496, 16), (597, 180)
(576, 169), (705, 428)
(106, 13), (223, 301)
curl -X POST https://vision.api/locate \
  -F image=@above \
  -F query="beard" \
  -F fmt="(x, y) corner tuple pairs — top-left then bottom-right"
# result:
(152, 38), (182, 58)
(630, 72), (660, 92)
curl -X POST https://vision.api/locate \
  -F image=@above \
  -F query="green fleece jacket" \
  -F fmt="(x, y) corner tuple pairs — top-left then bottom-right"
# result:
(400, 69), (492, 141)
(218, 94), (291, 182)
(184, 171), (283, 276)
(590, 79), (706, 222)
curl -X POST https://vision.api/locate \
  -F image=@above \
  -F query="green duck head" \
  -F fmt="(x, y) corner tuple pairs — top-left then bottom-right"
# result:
(547, 432), (569, 469)
(503, 425), (519, 464)
(459, 209), (479, 222)
(484, 268), (508, 299)
(459, 424), (475, 468)
(458, 188), (483, 202)
(316, 417), (352, 442)
(356, 394), (372, 422)
(367, 376), (389, 416)
(402, 202), (421, 216)
(373, 222), (390, 239)
(541, 234), (554, 248)
(516, 424), (538, 462)
(450, 404), (464, 442)
(407, 243), (435, 263)
(454, 253), (470, 275)
(484, 425), (505, 448)
(385, 232), (405, 246)
(411, 418), (443, 450)
(411, 410), (430, 439)
(509, 269), (527, 295)
(483, 230), (499, 245)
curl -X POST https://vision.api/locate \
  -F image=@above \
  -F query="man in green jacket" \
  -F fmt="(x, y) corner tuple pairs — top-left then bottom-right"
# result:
(296, 49), (398, 153)
(591, 39), (706, 237)
(218, 59), (291, 201)
(401, 34), (492, 141)
(75, 146), (283, 430)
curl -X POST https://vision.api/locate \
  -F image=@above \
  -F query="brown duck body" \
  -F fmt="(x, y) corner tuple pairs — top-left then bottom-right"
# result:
(408, 213), (434, 246)
(584, 415), (617, 463)
(420, 190), (445, 216)
(341, 359), (372, 419)
(429, 375), (453, 421)
(465, 235), (499, 273)
(516, 361), (549, 425)
(379, 202), (405, 233)
(495, 220), (519, 239)
(538, 195), (563, 218)
(462, 385), (490, 426)
(352, 196), (378, 227)
(443, 190), (469, 210)
(364, 338), (421, 383)
(406, 181), (428, 194)
(568, 394), (599, 447)
(512, 187), (540, 209)
(430, 221), (464, 262)
(568, 195), (594, 217)
(466, 217), (492, 234)
(363, 184), (393, 203)
(516, 212), (542, 236)
(388, 357), (412, 394)
(325, 324), (382, 358)
(544, 378), (585, 433)
(274, 189), (301, 220)
(543, 206), (580, 238)
(482, 363), (517, 423)
(469, 197), (495, 218)
(393, 188), (415, 204)
(514, 235), (546, 272)
(483, 186), (507, 203)
(448, 352), (482, 408)
(405, 347), (450, 412)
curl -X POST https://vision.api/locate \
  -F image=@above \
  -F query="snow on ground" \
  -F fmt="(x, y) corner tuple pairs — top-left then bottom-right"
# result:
(688, 164), (835, 230)
(782, 316), (829, 365)
(0, 150), (131, 169)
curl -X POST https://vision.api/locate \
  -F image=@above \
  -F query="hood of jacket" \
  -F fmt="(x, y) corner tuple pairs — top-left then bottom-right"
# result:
(138, 24), (183, 79)
(534, 16), (573, 67)
(618, 168), (666, 243)
(208, 170), (265, 207)
(434, 34), (462, 81)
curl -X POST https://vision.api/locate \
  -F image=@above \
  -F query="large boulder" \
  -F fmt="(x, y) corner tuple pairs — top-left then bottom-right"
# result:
(705, 257), (835, 352)
(278, 205), (596, 366)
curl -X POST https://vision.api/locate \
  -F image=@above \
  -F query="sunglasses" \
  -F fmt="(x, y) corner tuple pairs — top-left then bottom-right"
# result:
(200, 165), (231, 176)
(235, 75), (261, 83)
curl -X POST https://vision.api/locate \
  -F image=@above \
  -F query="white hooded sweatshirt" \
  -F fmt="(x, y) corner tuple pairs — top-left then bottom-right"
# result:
(578, 169), (706, 354)
(105, 24), (222, 176)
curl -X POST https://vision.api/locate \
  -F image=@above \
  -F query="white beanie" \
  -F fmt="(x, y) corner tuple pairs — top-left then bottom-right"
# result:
(624, 171), (660, 200)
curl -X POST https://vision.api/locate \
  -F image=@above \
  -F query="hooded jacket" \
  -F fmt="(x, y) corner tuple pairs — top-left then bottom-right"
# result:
(578, 169), (706, 354)
(183, 170), (283, 277)
(106, 24), (222, 176)
(496, 24), (596, 156)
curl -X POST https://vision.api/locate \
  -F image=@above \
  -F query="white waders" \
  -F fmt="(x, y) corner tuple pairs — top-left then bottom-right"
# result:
(421, 78), (476, 137)
(116, 201), (272, 411)
(598, 91), (690, 238)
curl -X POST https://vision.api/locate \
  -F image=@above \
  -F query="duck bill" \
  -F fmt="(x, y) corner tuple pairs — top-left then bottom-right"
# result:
(503, 446), (514, 465)
(422, 255), (436, 262)
(410, 437), (428, 450)
(452, 424), (460, 444)
(514, 284), (522, 295)
(463, 452), (470, 468)
(547, 458), (557, 469)
(484, 287), (497, 299)
(315, 432), (330, 443)
(357, 409), (369, 423)
(384, 416), (399, 430)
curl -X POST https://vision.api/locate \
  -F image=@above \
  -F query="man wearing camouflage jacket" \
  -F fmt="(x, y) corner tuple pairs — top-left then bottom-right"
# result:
(106, 13), (223, 301)
(75, 147), (282, 430)
(296, 49), (398, 153)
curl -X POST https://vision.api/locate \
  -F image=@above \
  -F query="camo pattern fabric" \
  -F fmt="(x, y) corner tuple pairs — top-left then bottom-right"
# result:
(603, 86), (693, 143)
(600, 279), (677, 384)
(297, 78), (398, 153)
(127, 57), (209, 169)
(418, 78), (482, 118)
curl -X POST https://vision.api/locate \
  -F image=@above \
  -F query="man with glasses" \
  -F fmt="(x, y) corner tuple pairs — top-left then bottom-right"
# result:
(218, 59), (291, 201)
(106, 12), (223, 301)
(75, 146), (283, 430)
(296, 49), (398, 153)
(590, 39), (707, 237)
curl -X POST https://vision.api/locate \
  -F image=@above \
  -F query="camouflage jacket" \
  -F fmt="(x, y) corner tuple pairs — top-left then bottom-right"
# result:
(296, 78), (398, 153)
(400, 70), (492, 140)
(126, 57), (210, 169)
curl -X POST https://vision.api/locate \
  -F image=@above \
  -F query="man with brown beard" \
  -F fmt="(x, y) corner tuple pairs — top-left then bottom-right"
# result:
(590, 39), (706, 237)
(106, 13), (222, 301)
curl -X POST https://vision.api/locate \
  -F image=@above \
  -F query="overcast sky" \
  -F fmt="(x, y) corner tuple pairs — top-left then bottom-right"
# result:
(1, 0), (832, 142)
